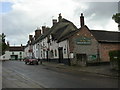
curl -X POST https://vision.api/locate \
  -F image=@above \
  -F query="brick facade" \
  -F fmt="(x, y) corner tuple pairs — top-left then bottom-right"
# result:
(99, 43), (120, 62)
(68, 26), (120, 66)
(69, 26), (99, 66)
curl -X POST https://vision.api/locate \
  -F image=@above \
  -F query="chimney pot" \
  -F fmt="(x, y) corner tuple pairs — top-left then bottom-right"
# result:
(42, 26), (46, 34)
(80, 13), (85, 27)
(35, 29), (41, 40)
(52, 19), (57, 26)
(58, 13), (62, 22)
(29, 35), (33, 40)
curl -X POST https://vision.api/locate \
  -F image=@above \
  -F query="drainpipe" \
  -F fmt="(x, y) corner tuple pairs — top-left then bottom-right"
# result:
(97, 42), (100, 64)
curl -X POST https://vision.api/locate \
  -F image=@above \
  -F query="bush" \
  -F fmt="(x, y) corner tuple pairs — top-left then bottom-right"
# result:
(109, 50), (120, 71)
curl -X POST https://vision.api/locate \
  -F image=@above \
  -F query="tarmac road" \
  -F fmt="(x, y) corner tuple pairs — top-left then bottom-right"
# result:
(2, 61), (119, 88)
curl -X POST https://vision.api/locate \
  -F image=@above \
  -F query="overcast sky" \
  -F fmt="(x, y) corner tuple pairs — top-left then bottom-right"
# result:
(0, 0), (120, 46)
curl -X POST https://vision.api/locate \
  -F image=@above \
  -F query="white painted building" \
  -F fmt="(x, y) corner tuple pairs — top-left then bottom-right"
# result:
(24, 14), (77, 65)
(29, 14), (77, 65)
(0, 46), (25, 60)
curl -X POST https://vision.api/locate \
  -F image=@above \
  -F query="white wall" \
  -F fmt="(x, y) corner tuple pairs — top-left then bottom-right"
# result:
(9, 51), (24, 59)
(24, 46), (29, 57)
(0, 50), (25, 60)
(31, 34), (70, 60)
(59, 40), (69, 59)
(0, 51), (10, 60)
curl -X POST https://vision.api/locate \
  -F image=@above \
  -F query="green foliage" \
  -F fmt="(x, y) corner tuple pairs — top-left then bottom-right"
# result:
(0, 33), (9, 55)
(112, 13), (120, 24)
(109, 50), (120, 71)
(109, 50), (120, 61)
(2, 42), (8, 55)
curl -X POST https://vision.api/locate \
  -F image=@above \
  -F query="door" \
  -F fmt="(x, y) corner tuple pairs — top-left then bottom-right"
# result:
(46, 51), (49, 61)
(11, 55), (18, 60)
(58, 47), (63, 63)
(76, 54), (87, 66)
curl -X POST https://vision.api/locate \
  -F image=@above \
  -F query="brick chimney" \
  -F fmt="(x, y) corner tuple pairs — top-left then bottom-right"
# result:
(7, 41), (9, 46)
(35, 29), (41, 40)
(80, 13), (85, 27)
(42, 26), (46, 34)
(58, 13), (62, 22)
(52, 19), (57, 26)
(29, 35), (33, 41)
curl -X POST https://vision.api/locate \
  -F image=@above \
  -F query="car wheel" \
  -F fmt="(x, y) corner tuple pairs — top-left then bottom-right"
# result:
(25, 62), (27, 64)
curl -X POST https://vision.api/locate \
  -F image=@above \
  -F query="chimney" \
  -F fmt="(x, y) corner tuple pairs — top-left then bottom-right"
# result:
(7, 41), (9, 46)
(35, 29), (41, 40)
(52, 19), (57, 26)
(58, 13), (62, 22)
(80, 13), (85, 27)
(42, 26), (46, 34)
(29, 35), (33, 41)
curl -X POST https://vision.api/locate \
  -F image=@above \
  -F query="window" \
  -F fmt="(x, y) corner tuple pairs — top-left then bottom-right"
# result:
(41, 51), (42, 57)
(12, 52), (14, 55)
(55, 49), (57, 57)
(20, 52), (22, 55)
(43, 51), (45, 58)
(50, 50), (54, 57)
(64, 48), (66, 54)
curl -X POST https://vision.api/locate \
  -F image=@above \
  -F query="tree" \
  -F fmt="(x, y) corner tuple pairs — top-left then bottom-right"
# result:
(112, 13), (120, 30)
(2, 33), (6, 43)
(0, 33), (8, 55)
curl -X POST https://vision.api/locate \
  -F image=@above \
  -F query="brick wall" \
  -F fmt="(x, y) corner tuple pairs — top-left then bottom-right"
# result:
(69, 26), (99, 65)
(69, 26), (98, 54)
(99, 43), (120, 62)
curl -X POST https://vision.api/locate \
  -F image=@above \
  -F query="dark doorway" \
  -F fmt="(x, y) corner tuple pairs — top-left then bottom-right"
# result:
(11, 55), (18, 60)
(76, 54), (87, 66)
(58, 47), (63, 63)
(46, 51), (49, 61)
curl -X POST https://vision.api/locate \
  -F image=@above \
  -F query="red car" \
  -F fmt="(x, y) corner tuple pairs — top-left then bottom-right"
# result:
(24, 57), (39, 65)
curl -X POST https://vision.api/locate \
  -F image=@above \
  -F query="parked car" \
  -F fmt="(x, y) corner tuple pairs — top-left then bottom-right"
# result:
(24, 57), (39, 65)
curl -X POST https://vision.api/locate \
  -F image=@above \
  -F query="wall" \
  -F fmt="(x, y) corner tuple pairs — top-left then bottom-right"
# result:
(24, 46), (29, 57)
(9, 51), (24, 60)
(99, 43), (120, 62)
(0, 51), (10, 60)
(69, 26), (99, 65)
(59, 40), (69, 59)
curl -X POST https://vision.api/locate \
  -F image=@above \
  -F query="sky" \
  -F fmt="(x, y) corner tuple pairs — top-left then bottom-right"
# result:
(0, 0), (120, 46)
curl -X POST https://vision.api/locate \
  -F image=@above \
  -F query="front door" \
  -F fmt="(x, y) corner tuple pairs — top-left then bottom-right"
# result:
(58, 47), (63, 63)
(76, 54), (87, 66)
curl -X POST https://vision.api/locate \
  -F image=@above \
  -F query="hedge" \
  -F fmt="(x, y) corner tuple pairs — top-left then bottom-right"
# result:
(109, 50), (120, 71)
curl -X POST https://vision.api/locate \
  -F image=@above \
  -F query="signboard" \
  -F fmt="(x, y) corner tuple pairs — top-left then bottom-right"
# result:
(70, 53), (74, 58)
(76, 36), (91, 45)
(88, 55), (97, 61)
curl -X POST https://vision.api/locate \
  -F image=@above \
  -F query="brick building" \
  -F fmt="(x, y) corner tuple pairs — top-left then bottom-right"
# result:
(65, 14), (120, 66)
(24, 13), (120, 66)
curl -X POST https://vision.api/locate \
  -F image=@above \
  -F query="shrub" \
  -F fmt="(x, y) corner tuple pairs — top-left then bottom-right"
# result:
(109, 50), (120, 71)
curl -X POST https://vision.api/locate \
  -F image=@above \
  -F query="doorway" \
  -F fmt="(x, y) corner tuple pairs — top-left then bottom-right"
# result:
(58, 47), (63, 63)
(11, 55), (18, 60)
(76, 54), (87, 66)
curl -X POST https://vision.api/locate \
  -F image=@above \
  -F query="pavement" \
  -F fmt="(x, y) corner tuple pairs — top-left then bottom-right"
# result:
(42, 61), (119, 78)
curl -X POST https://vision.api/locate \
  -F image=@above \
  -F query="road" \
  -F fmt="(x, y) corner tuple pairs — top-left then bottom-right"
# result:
(2, 61), (119, 88)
